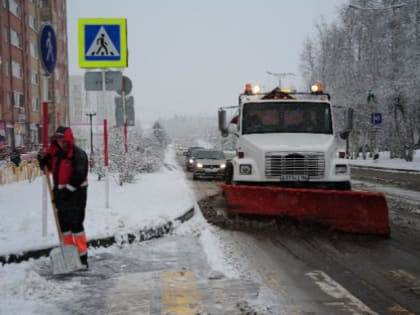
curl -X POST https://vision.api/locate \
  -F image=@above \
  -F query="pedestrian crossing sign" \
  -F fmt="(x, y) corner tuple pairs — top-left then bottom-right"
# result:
(78, 18), (127, 68)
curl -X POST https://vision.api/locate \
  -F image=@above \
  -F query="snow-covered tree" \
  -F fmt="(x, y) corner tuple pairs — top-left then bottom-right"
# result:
(300, 0), (420, 161)
(91, 125), (167, 185)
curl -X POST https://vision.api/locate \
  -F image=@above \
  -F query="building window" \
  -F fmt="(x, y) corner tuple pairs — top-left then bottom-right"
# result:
(10, 29), (22, 48)
(31, 70), (39, 85)
(28, 15), (38, 31)
(11, 60), (22, 79)
(29, 42), (38, 59)
(32, 97), (40, 112)
(2, 0), (6, 9)
(9, 0), (21, 17)
(38, 0), (50, 8)
(55, 68), (60, 80)
(13, 91), (24, 108)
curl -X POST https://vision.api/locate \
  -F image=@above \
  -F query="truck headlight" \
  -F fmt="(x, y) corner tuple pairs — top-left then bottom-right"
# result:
(220, 163), (226, 169)
(239, 164), (252, 175)
(189, 159), (194, 164)
(196, 163), (203, 168)
(335, 164), (348, 174)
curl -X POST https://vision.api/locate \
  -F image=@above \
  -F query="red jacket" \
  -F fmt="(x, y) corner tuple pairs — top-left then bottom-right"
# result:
(46, 127), (88, 191)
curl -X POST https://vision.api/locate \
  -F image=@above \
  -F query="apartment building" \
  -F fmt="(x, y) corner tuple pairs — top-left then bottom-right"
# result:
(0, 0), (68, 153)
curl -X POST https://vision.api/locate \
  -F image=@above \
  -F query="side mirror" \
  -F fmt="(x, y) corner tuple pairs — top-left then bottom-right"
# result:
(218, 109), (228, 137)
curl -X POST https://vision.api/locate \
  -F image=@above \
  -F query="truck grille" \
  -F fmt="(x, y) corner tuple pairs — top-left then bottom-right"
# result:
(265, 152), (325, 178)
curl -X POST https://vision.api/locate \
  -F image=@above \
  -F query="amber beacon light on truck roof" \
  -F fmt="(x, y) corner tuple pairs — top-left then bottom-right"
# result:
(240, 82), (330, 101)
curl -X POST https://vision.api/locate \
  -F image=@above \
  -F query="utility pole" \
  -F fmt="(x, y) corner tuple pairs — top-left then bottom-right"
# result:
(86, 112), (96, 168)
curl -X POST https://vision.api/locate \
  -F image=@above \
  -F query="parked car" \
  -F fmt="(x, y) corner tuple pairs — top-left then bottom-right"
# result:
(192, 149), (226, 180)
(183, 146), (205, 171)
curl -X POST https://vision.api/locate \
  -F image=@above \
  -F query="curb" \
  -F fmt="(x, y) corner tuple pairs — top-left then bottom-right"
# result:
(0, 207), (195, 265)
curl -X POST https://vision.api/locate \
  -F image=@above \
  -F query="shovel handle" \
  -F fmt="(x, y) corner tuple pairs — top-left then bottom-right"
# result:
(44, 168), (64, 242)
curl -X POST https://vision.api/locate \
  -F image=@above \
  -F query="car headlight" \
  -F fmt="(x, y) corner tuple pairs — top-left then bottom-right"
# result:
(335, 164), (348, 174)
(220, 163), (226, 169)
(239, 164), (252, 175)
(189, 159), (194, 164)
(196, 163), (203, 168)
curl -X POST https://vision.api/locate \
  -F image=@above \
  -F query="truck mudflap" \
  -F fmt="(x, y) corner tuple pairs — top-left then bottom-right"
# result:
(220, 184), (390, 236)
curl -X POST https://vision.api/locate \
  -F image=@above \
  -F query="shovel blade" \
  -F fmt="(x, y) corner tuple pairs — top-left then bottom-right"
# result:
(49, 245), (83, 275)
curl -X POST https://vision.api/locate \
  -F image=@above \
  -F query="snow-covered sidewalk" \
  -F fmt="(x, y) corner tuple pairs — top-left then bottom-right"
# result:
(0, 146), (195, 258)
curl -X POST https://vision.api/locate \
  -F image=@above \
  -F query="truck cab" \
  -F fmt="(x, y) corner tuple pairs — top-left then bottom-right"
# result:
(219, 84), (352, 190)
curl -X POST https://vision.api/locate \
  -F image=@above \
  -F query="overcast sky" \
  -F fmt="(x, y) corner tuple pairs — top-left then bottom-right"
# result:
(67, 0), (348, 125)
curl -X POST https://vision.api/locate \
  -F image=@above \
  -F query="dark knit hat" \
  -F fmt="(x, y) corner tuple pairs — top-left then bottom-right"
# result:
(54, 126), (67, 138)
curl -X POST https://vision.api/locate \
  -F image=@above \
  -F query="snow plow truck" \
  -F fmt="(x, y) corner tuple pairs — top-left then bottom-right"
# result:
(218, 83), (390, 236)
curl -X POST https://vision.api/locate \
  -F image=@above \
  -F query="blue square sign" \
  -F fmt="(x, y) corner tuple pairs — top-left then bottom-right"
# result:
(371, 113), (382, 125)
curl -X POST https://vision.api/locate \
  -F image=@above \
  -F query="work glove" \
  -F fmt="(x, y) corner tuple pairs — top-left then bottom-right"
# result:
(37, 151), (51, 171)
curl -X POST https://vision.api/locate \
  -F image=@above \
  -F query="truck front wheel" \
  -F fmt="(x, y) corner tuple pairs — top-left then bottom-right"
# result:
(224, 161), (233, 185)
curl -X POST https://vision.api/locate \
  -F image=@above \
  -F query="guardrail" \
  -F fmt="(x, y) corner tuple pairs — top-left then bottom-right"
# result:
(0, 160), (42, 185)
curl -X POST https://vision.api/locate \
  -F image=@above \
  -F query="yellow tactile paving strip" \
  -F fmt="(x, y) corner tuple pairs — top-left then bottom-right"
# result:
(160, 270), (203, 315)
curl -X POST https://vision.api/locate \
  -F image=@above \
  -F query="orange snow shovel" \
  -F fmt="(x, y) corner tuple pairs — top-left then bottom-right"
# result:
(44, 169), (82, 274)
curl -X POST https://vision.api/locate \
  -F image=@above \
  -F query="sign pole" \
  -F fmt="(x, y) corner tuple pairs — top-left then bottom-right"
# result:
(122, 78), (128, 154)
(368, 91), (377, 157)
(104, 118), (109, 208)
(41, 75), (49, 237)
(39, 23), (56, 237)
(102, 69), (110, 208)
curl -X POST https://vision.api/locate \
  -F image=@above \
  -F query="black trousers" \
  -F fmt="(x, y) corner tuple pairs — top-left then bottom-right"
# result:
(54, 187), (87, 233)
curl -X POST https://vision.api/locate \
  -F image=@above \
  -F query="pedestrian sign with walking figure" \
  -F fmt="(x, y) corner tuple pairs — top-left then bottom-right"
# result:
(78, 18), (127, 68)
(39, 24), (57, 74)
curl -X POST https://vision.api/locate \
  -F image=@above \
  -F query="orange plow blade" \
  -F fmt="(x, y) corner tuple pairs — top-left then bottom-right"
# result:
(220, 184), (390, 236)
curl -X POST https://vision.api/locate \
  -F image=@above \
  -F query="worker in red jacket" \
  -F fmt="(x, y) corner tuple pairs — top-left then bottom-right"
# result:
(38, 126), (89, 268)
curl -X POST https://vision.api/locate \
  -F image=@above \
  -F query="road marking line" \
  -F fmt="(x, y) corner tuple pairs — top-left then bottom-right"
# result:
(388, 304), (415, 314)
(389, 269), (420, 293)
(306, 270), (378, 315)
(387, 269), (419, 314)
(160, 270), (203, 315)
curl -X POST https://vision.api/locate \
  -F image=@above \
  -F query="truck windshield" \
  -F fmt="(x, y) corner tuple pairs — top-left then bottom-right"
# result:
(242, 102), (333, 135)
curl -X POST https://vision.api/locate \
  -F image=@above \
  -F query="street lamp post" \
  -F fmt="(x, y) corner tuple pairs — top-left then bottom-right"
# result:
(86, 112), (96, 168)
(266, 71), (295, 89)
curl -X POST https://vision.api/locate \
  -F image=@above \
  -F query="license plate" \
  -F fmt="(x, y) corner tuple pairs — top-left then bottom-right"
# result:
(205, 168), (218, 173)
(279, 175), (309, 181)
